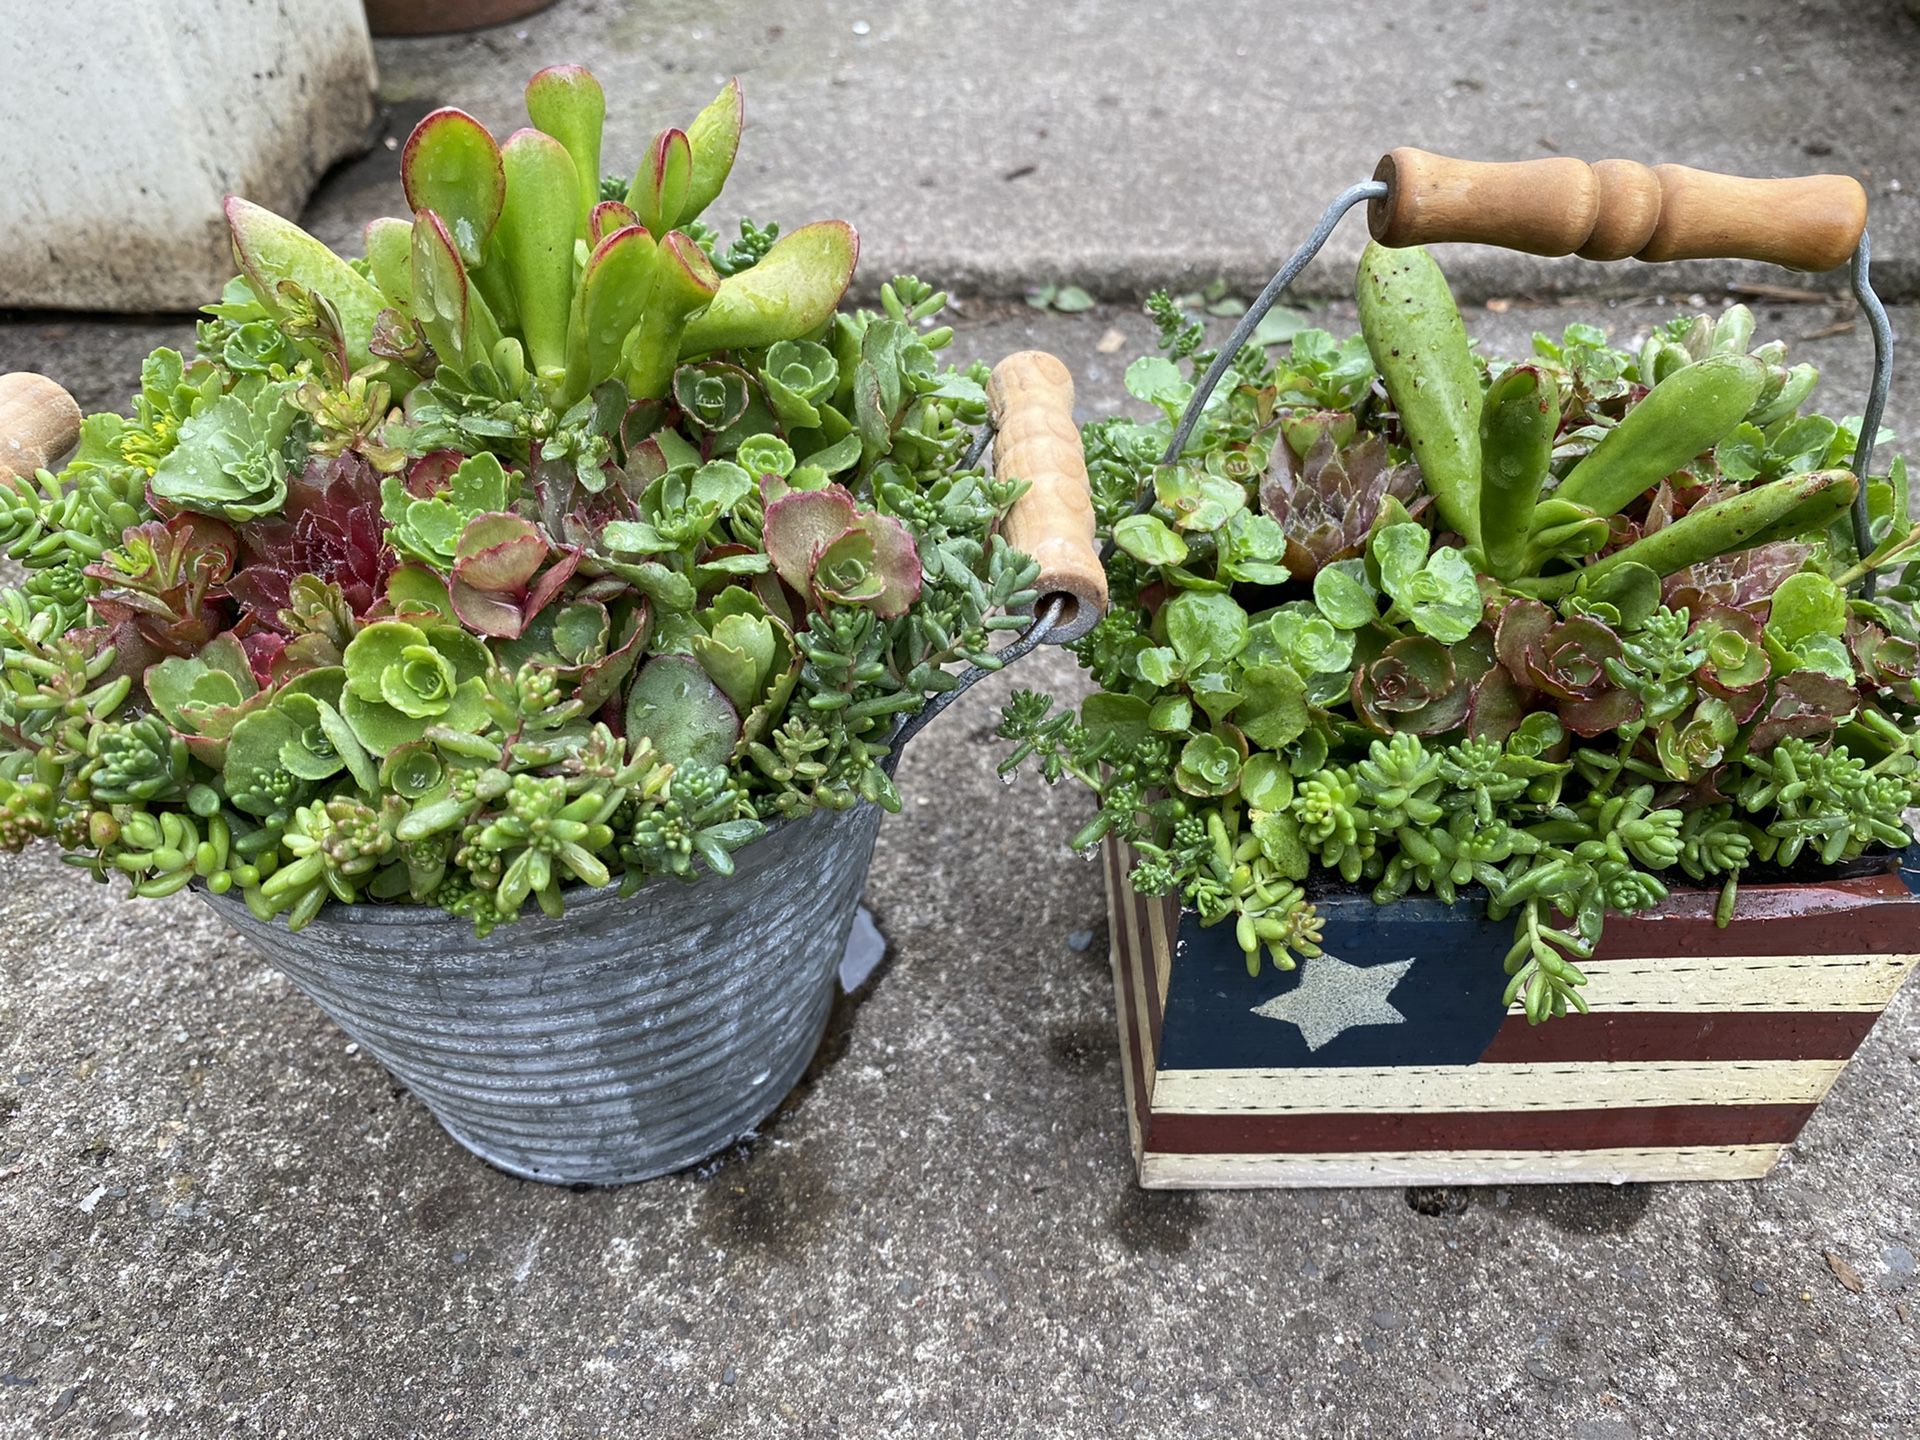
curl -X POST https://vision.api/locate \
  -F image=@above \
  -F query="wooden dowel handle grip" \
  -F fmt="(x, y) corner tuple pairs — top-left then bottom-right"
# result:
(0, 373), (82, 484)
(987, 351), (1108, 645)
(1369, 148), (1867, 272)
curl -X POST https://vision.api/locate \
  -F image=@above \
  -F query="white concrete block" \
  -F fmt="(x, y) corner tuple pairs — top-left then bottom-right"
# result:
(0, 0), (376, 312)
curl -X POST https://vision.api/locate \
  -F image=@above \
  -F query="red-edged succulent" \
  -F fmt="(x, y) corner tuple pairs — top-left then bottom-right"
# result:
(447, 511), (581, 639)
(761, 483), (921, 618)
(1258, 413), (1421, 580)
(1746, 670), (1859, 751)
(226, 454), (397, 630)
(1494, 598), (1643, 737)
(1689, 605), (1773, 722)
(84, 512), (240, 664)
(1351, 634), (1471, 736)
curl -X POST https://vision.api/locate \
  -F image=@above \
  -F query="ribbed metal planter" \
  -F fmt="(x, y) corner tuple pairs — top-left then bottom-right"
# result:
(202, 801), (883, 1185)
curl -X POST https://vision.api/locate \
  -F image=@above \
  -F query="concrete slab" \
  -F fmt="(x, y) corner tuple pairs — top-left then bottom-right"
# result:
(0, 0), (375, 311)
(320, 0), (1920, 305)
(1, 301), (1916, 1439)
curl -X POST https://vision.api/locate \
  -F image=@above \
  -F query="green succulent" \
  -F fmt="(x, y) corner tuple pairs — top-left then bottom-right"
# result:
(380, 453), (517, 569)
(757, 340), (839, 430)
(339, 620), (493, 755)
(148, 375), (304, 521)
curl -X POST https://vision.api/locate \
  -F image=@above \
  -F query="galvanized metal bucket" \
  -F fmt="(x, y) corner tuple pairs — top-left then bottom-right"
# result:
(202, 801), (884, 1185)
(189, 348), (1106, 1187)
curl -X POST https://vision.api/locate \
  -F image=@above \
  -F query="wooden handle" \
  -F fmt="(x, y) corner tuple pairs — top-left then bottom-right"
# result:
(1369, 147), (1868, 272)
(0, 373), (82, 484)
(987, 351), (1108, 645)
(1369, 149), (1601, 257)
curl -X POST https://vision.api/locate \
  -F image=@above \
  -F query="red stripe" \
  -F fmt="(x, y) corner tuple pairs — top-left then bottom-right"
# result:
(1478, 1010), (1882, 1064)
(1106, 841), (1152, 1144)
(1139, 891), (1166, 1041)
(1144, 1102), (1816, 1156)
(1595, 871), (1914, 960)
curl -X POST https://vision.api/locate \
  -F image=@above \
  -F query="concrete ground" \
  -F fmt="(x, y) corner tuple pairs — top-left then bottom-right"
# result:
(3, 296), (1917, 1440)
(4, 2), (1920, 1437)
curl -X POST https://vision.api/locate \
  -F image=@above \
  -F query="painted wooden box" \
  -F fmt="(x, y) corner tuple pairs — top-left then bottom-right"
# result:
(1103, 840), (1920, 1188)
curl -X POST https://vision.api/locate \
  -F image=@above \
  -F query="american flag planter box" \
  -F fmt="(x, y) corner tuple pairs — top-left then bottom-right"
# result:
(1103, 840), (1920, 1188)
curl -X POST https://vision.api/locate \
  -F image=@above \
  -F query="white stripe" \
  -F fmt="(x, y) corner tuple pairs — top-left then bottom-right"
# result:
(1519, 952), (1916, 1014)
(1104, 841), (1148, 1161)
(1139, 1144), (1783, 1188)
(1151, 1058), (1844, 1115)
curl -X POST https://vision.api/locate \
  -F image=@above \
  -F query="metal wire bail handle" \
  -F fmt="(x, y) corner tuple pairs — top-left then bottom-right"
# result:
(1122, 152), (1895, 598)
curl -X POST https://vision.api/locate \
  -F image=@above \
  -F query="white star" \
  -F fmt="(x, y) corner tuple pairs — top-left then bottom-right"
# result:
(1251, 953), (1414, 1052)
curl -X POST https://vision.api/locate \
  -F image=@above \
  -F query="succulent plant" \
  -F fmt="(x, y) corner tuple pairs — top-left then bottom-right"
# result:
(85, 512), (240, 665)
(1258, 414), (1420, 579)
(762, 483), (921, 618)
(339, 619), (492, 755)
(380, 451), (517, 569)
(1000, 256), (1920, 1025)
(148, 375), (305, 522)
(226, 454), (396, 630)
(229, 71), (854, 412)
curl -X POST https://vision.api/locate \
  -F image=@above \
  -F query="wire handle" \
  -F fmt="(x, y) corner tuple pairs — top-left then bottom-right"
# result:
(1369, 148), (1869, 272)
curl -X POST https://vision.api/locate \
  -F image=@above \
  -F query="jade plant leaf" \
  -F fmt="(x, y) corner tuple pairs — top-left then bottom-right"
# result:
(524, 64), (605, 242)
(623, 233), (721, 400)
(409, 208), (503, 376)
(363, 217), (415, 308)
(496, 128), (581, 386)
(681, 78), (743, 225)
(678, 222), (859, 357)
(590, 200), (638, 246)
(629, 127), (693, 240)
(401, 107), (505, 267)
(576, 225), (658, 392)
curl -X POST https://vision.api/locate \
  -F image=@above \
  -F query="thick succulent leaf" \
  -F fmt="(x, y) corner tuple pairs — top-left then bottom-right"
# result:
(622, 233), (721, 400)
(811, 529), (885, 607)
(1747, 671), (1859, 750)
(679, 222), (859, 357)
(496, 128), (581, 383)
(524, 64), (604, 242)
(453, 511), (547, 591)
(625, 654), (740, 767)
(577, 226), (657, 388)
(589, 201), (638, 246)
(853, 511), (923, 619)
(409, 208), (503, 374)
(363, 217), (415, 308)
(400, 107), (505, 266)
(629, 127), (693, 240)
(226, 197), (388, 378)
(693, 608), (778, 713)
(680, 78), (743, 226)
(673, 361), (751, 433)
(762, 483), (856, 593)
(1237, 664), (1312, 748)
(223, 706), (311, 814)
